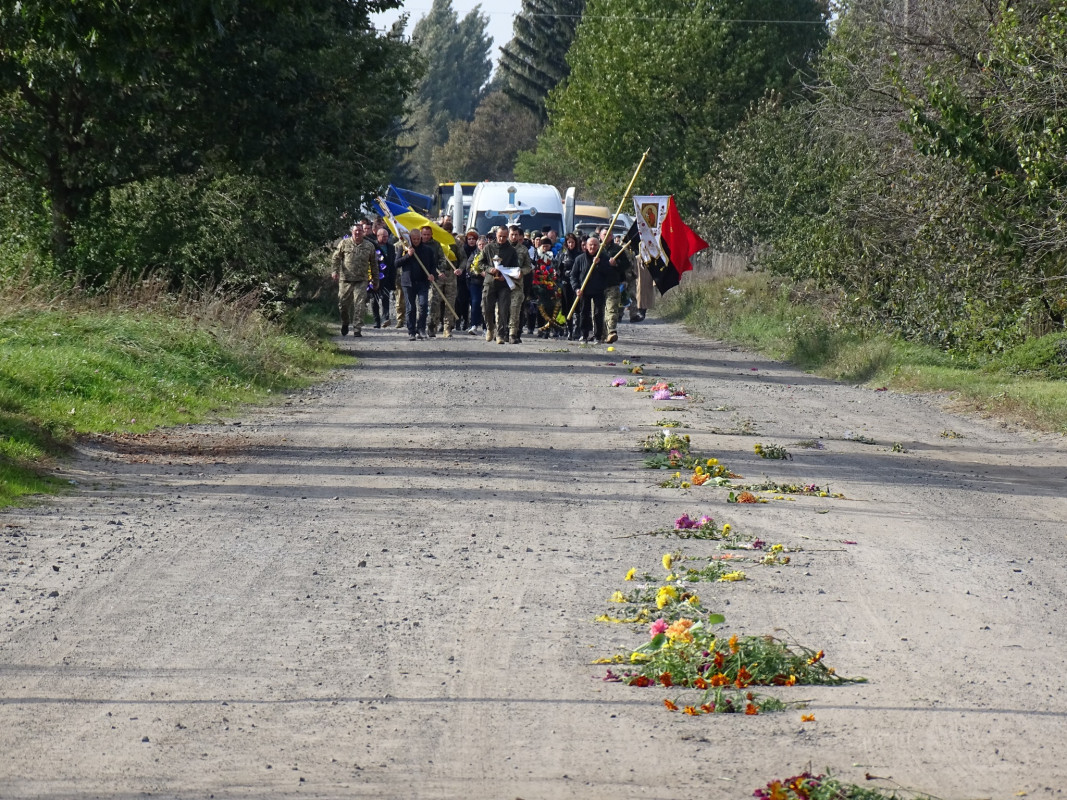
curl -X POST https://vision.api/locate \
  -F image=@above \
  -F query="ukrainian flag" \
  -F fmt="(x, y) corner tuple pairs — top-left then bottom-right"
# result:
(381, 197), (457, 262)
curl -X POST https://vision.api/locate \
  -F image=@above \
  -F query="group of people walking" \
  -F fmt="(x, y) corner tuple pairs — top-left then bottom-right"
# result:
(330, 217), (653, 344)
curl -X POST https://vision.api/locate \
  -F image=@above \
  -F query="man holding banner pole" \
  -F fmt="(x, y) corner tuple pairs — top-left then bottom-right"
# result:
(567, 148), (650, 324)
(377, 198), (461, 336)
(395, 234), (438, 341)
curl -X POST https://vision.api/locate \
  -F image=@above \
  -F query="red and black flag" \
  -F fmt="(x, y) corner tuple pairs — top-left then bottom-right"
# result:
(632, 195), (709, 295)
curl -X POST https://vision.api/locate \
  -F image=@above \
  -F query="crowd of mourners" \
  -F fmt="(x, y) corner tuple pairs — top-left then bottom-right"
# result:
(330, 216), (654, 345)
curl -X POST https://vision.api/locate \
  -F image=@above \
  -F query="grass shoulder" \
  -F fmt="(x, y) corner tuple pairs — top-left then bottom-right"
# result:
(0, 281), (347, 509)
(660, 272), (1067, 434)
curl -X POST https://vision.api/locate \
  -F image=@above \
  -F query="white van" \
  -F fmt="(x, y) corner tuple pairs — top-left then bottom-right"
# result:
(467, 182), (566, 237)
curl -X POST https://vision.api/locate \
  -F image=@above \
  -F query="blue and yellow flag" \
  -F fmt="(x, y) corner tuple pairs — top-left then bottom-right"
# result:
(381, 198), (457, 262)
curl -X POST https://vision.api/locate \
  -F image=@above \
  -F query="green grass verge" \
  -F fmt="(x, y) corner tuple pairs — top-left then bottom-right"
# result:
(0, 302), (346, 509)
(660, 272), (1067, 434)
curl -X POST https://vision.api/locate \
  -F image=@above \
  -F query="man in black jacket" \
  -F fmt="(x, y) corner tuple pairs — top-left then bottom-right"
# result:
(396, 236), (438, 341)
(570, 235), (608, 343)
(371, 227), (397, 329)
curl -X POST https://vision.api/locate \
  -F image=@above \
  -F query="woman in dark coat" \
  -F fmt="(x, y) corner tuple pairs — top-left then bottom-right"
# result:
(553, 233), (581, 340)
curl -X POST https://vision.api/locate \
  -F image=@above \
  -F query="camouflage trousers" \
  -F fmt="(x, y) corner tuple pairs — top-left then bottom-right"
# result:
(394, 283), (406, 326)
(429, 273), (459, 333)
(338, 279), (368, 332)
(604, 281), (634, 335)
(508, 284), (526, 337)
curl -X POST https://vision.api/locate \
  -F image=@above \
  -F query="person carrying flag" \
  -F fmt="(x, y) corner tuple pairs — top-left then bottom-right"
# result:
(395, 233), (439, 341)
(570, 235), (609, 343)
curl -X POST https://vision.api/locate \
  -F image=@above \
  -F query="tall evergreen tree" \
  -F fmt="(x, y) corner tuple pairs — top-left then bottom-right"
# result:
(394, 0), (492, 191)
(497, 0), (586, 120)
(433, 92), (540, 183)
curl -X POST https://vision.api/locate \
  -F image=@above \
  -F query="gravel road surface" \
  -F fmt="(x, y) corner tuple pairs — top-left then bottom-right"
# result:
(2, 317), (1065, 799)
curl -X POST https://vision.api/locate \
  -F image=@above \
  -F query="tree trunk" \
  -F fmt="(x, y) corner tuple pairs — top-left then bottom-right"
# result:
(48, 162), (74, 264)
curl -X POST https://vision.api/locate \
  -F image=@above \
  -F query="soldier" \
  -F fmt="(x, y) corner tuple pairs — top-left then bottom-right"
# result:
(331, 224), (378, 337)
(507, 225), (534, 344)
(481, 225), (518, 344)
(600, 227), (636, 345)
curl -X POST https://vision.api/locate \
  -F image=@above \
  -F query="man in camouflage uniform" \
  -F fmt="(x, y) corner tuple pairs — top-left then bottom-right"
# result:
(600, 227), (636, 345)
(481, 226), (518, 344)
(331, 224), (378, 337)
(507, 225), (534, 344)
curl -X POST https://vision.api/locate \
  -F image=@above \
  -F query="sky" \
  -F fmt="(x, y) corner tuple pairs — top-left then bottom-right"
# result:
(372, 0), (524, 70)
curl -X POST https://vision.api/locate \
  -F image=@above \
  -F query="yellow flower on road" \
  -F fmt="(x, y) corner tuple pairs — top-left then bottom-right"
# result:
(655, 585), (679, 609)
(662, 553), (673, 570)
(625, 568), (636, 581)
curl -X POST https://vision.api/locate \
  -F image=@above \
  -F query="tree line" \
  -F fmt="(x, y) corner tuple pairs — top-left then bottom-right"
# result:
(512, 0), (1066, 354)
(1, 0), (417, 297)
(5, 0), (1065, 355)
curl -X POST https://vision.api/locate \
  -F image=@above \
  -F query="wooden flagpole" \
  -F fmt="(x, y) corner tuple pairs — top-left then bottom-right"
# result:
(566, 148), (651, 322)
(378, 199), (460, 323)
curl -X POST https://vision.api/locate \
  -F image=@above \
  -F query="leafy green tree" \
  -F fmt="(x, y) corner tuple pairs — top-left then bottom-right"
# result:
(497, 0), (586, 120)
(433, 91), (540, 182)
(513, 125), (590, 197)
(0, 0), (417, 278)
(394, 0), (492, 191)
(701, 0), (1067, 351)
(540, 0), (829, 210)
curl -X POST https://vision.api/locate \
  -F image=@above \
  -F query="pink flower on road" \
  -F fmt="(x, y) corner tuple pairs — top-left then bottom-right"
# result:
(649, 619), (669, 637)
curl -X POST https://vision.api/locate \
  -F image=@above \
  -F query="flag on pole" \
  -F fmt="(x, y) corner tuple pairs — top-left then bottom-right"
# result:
(387, 184), (434, 215)
(376, 197), (413, 250)
(633, 196), (668, 262)
(381, 198), (457, 261)
(632, 195), (708, 295)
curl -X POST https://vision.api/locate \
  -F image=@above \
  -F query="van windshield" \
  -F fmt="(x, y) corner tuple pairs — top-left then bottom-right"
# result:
(472, 211), (564, 237)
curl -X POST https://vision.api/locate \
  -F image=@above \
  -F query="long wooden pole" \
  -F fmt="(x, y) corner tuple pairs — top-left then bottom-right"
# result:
(378, 199), (460, 323)
(404, 242), (460, 323)
(566, 148), (650, 322)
